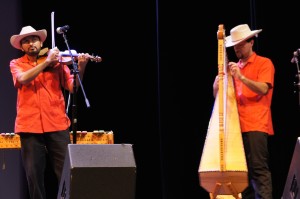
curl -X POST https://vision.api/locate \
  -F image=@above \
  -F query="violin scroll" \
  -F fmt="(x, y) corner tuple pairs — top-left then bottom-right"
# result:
(84, 54), (102, 63)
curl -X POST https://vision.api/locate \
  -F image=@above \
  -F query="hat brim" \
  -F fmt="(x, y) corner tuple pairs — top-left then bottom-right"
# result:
(225, 29), (262, 47)
(10, 29), (47, 50)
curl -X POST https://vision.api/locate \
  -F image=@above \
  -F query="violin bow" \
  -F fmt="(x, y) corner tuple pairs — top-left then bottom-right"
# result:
(51, 11), (55, 48)
(51, 11), (72, 113)
(38, 12), (55, 56)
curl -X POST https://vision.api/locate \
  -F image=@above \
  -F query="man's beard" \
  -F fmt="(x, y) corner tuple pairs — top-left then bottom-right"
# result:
(27, 50), (39, 56)
(235, 51), (242, 59)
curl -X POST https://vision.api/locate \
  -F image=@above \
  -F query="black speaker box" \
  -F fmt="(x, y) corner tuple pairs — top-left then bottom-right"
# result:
(282, 137), (300, 199)
(0, 149), (29, 199)
(57, 144), (136, 199)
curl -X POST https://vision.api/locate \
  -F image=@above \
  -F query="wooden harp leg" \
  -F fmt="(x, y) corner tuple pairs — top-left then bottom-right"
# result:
(226, 182), (242, 199)
(212, 182), (242, 199)
(215, 194), (242, 199)
(210, 183), (222, 199)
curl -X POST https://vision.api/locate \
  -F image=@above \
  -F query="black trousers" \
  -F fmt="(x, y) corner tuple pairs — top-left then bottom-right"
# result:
(242, 131), (273, 199)
(20, 130), (70, 199)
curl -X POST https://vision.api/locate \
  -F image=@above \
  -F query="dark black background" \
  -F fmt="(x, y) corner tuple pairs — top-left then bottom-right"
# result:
(0, 0), (299, 198)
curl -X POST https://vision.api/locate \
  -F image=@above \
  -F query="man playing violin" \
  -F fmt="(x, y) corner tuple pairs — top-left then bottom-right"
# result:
(9, 25), (91, 199)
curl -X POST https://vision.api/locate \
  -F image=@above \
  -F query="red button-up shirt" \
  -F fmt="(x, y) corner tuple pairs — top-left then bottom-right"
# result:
(10, 55), (74, 133)
(234, 52), (275, 135)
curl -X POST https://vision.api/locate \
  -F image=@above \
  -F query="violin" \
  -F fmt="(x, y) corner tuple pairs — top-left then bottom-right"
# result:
(59, 49), (102, 64)
(38, 47), (102, 65)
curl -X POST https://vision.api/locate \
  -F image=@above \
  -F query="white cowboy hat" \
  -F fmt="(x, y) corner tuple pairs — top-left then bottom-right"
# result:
(225, 24), (262, 47)
(10, 25), (47, 50)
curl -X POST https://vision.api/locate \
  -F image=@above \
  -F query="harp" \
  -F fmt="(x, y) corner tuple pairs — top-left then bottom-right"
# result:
(198, 24), (248, 199)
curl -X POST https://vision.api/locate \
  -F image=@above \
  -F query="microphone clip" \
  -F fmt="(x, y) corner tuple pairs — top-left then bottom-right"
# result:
(291, 49), (300, 64)
(56, 25), (70, 34)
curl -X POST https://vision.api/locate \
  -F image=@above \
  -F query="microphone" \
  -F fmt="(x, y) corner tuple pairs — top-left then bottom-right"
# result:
(56, 25), (70, 34)
(291, 49), (300, 63)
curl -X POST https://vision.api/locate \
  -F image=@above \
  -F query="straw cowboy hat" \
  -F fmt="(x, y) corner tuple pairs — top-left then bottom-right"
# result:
(225, 24), (262, 47)
(10, 25), (47, 50)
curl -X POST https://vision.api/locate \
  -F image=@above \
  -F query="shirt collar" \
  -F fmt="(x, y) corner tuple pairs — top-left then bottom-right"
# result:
(238, 52), (256, 69)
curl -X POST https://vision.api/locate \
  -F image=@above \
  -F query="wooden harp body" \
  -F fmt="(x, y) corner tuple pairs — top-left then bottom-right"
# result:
(198, 25), (248, 199)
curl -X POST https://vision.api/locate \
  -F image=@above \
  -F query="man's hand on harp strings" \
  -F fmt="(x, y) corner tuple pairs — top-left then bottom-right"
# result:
(228, 61), (243, 80)
(213, 75), (219, 98)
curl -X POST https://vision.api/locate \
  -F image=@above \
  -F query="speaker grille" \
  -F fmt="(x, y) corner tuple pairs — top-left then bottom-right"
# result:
(58, 144), (136, 199)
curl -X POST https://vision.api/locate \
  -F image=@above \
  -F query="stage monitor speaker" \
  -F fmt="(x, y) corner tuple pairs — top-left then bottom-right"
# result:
(57, 144), (136, 199)
(282, 137), (300, 199)
(0, 149), (30, 199)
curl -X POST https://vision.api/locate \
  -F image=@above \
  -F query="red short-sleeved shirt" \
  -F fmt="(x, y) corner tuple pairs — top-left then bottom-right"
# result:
(234, 52), (275, 135)
(10, 55), (74, 133)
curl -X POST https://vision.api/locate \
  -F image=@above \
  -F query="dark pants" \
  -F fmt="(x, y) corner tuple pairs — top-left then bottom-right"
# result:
(242, 131), (273, 199)
(20, 130), (70, 199)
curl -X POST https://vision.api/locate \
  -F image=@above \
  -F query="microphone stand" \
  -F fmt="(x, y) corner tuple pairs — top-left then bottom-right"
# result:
(60, 32), (90, 144)
(292, 55), (300, 108)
